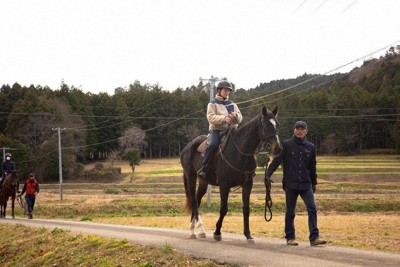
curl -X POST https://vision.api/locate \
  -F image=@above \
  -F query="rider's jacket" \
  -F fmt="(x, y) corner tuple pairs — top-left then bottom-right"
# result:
(206, 94), (243, 131)
(2, 160), (15, 173)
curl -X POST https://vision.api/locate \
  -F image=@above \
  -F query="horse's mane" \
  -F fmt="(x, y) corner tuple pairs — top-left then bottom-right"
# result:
(2, 171), (18, 188)
(235, 114), (261, 138)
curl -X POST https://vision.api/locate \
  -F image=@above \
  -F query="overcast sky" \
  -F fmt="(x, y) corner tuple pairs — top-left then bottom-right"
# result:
(1, 0), (399, 94)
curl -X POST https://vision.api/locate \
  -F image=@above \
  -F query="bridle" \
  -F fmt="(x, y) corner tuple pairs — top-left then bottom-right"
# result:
(219, 114), (278, 177)
(228, 115), (278, 157)
(259, 115), (279, 145)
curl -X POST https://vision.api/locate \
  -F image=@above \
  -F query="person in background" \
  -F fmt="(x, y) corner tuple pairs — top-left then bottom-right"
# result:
(197, 80), (243, 179)
(18, 173), (40, 219)
(0, 152), (16, 189)
(265, 121), (327, 246)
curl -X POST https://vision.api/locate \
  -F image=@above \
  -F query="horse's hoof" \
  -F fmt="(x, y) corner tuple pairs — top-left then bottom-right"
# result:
(198, 233), (206, 238)
(189, 234), (197, 239)
(213, 234), (222, 241)
(247, 238), (255, 244)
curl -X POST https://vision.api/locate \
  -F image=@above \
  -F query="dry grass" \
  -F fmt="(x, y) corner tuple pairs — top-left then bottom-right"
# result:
(14, 155), (400, 255)
(0, 224), (229, 267)
(92, 212), (400, 252)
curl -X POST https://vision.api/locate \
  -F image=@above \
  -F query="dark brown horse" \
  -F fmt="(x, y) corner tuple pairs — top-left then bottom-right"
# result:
(0, 170), (19, 219)
(180, 106), (281, 243)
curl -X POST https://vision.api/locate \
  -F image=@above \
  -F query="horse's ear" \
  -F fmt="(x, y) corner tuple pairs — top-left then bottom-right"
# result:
(272, 106), (278, 116)
(262, 106), (267, 116)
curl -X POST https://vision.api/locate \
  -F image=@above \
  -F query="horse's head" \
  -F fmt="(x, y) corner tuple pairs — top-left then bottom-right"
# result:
(259, 106), (282, 156)
(6, 171), (18, 184)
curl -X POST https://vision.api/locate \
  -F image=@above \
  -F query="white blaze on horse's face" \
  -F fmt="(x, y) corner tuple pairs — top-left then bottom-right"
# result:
(269, 118), (282, 152)
(269, 118), (276, 128)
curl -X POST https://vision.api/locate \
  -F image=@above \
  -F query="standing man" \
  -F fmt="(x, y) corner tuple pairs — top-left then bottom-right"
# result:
(265, 121), (327, 246)
(18, 173), (40, 219)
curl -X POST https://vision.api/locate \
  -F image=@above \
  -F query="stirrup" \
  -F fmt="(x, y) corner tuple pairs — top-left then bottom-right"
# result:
(197, 166), (206, 178)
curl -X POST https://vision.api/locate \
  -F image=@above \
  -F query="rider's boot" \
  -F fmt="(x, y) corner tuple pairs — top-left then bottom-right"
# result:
(197, 145), (217, 179)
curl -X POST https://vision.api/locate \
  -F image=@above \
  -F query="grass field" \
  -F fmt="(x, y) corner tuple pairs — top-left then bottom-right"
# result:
(2, 154), (400, 266)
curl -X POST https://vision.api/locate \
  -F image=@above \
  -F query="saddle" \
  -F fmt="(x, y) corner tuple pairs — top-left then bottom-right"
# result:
(197, 129), (232, 154)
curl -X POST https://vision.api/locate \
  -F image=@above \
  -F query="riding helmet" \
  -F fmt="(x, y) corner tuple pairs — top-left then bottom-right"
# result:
(217, 80), (233, 92)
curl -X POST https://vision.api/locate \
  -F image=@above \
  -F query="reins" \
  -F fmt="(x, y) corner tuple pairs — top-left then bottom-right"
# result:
(219, 125), (257, 181)
(219, 115), (275, 221)
(264, 169), (273, 222)
(17, 195), (26, 209)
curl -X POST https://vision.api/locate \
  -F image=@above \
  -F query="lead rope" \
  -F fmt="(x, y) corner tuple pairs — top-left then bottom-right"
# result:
(264, 168), (273, 222)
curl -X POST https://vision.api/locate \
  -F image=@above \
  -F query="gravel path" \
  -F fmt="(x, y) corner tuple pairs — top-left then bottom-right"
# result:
(2, 218), (400, 267)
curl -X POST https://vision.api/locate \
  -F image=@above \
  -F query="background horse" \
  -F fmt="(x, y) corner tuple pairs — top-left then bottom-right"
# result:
(180, 106), (281, 243)
(0, 170), (19, 219)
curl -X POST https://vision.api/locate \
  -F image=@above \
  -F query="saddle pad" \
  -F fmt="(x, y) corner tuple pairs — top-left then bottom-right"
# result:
(197, 140), (208, 153)
(196, 130), (231, 154)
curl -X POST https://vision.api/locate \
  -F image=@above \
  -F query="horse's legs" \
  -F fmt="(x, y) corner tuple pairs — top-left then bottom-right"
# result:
(195, 180), (208, 238)
(196, 179), (208, 207)
(11, 197), (15, 219)
(214, 184), (230, 241)
(242, 179), (254, 243)
(184, 170), (200, 238)
(2, 202), (7, 218)
(189, 217), (197, 239)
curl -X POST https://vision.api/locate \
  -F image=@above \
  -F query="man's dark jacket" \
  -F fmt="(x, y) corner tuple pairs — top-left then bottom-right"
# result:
(266, 136), (317, 190)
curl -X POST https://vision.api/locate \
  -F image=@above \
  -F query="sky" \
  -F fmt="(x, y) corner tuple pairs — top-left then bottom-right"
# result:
(1, 0), (399, 95)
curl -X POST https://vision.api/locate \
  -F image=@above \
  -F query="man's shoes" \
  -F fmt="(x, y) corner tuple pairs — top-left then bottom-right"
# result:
(28, 213), (33, 219)
(287, 239), (298, 246)
(310, 238), (327, 246)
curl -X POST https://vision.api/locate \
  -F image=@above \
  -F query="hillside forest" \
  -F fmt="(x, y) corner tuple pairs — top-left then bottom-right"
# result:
(1, 48), (399, 182)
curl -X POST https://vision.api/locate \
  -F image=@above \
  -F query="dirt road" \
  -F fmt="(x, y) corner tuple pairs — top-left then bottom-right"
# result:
(3, 218), (400, 267)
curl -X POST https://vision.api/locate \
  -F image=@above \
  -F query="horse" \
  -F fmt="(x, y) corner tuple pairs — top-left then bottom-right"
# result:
(0, 170), (19, 219)
(180, 106), (282, 243)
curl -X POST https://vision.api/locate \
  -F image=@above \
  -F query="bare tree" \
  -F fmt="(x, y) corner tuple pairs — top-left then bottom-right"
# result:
(179, 124), (202, 142)
(119, 126), (148, 152)
(108, 150), (120, 167)
(321, 133), (342, 155)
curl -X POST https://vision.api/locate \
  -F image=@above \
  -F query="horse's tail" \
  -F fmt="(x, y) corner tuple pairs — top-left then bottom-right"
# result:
(180, 137), (204, 213)
(182, 171), (192, 212)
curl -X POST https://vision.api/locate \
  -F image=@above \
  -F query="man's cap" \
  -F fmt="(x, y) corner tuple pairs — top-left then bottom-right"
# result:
(29, 173), (35, 177)
(294, 121), (307, 129)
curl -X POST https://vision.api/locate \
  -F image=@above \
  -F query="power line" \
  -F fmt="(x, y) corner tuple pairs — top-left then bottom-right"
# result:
(292, 0), (308, 15)
(312, 0), (328, 14)
(56, 40), (400, 150)
(5, 41), (400, 153)
(235, 39), (400, 107)
(340, 0), (358, 14)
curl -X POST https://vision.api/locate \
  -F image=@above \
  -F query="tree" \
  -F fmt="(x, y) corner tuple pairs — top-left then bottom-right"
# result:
(321, 133), (342, 155)
(123, 148), (141, 172)
(118, 126), (147, 152)
(256, 153), (270, 169)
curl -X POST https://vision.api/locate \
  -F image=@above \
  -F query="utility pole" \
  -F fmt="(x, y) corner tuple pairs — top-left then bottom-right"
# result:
(52, 127), (65, 202)
(200, 75), (220, 207)
(1, 147), (10, 161)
